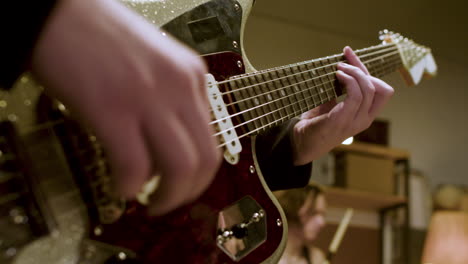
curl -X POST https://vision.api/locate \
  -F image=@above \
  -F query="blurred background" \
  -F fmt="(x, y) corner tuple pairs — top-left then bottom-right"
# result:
(242, 0), (468, 263)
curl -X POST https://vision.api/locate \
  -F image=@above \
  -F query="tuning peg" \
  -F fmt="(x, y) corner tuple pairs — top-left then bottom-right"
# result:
(379, 29), (389, 39)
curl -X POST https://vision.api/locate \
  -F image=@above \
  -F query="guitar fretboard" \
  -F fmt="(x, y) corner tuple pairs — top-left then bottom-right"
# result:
(223, 43), (403, 134)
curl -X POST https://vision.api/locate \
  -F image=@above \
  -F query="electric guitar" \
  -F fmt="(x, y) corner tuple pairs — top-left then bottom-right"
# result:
(0, 0), (437, 263)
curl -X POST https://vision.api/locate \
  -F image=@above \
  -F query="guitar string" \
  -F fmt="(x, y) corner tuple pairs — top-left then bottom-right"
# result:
(216, 43), (398, 85)
(0, 44), (414, 214)
(211, 50), (401, 133)
(217, 45), (400, 109)
(216, 54), (402, 148)
(5, 45), (406, 169)
(209, 41), (412, 124)
(205, 44), (400, 114)
(8, 50), (401, 152)
(216, 44), (398, 95)
(206, 43), (406, 116)
(9, 43), (405, 136)
(210, 51), (401, 127)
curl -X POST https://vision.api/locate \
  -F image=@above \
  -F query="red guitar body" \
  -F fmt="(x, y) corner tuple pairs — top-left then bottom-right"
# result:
(83, 53), (285, 263)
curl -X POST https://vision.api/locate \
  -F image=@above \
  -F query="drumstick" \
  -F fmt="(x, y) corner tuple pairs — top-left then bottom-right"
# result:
(323, 208), (354, 264)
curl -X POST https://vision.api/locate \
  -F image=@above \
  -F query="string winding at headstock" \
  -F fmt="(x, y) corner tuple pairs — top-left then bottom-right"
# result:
(380, 29), (437, 86)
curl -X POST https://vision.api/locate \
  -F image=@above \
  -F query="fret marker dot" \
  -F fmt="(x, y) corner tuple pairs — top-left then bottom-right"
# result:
(281, 90), (286, 96)
(254, 98), (259, 105)
(267, 94), (272, 100)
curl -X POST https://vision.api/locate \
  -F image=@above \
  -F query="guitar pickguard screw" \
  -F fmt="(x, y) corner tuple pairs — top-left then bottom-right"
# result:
(249, 165), (255, 174)
(93, 226), (103, 236)
(276, 219), (282, 227)
(237, 60), (243, 68)
(234, 3), (240, 11)
(117, 252), (127, 260)
(232, 41), (239, 49)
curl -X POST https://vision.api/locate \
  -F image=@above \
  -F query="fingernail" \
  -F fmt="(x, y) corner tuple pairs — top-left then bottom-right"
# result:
(338, 62), (348, 68)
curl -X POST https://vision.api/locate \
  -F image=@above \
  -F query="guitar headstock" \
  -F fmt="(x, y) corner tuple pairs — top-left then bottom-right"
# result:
(380, 29), (437, 86)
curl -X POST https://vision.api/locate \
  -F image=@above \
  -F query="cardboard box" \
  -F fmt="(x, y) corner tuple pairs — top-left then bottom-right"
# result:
(335, 153), (395, 195)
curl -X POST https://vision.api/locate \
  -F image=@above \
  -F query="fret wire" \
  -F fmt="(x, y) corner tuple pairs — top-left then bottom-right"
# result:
(264, 70), (284, 122)
(217, 44), (399, 96)
(270, 71), (288, 123)
(208, 45), (401, 114)
(217, 86), (339, 148)
(251, 75), (269, 129)
(315, 60), (328, 104)
(241, 76), (262, 130)
(375, 53), (385, 77)
(375, 55), (385, 77)
(245, 76), (262, 130)
(213, 51), (402, 138)
(292, 64), (311, 111)
(210, 49), (402, 127)
(271, 69), (292, 119)
(322, 58), (335, 100)
(3, 46), (404, 157)
(281, 68), (302, 116)
(252, 74), (272, 127)
(278, 68), (297, 117)
(299, 63), (317, 109)
(213, 78), (338, 138)
(319, 59), (334, 102)
(292, 65), (310, 113)
(283, 66), (299, 113)
(304, 62), (322, 106)
(233, 78), (255, 131)
(258, 73), (281, 125)
(327, 57), (339, 98)
(218, 43), (396, 86)
(217, 42), (408, 147)
(275, 68), (289, 120)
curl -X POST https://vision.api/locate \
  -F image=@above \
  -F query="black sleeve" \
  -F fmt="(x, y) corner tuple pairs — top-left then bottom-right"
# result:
(0, 0), (58, 89)
(256, 118), (312, 191)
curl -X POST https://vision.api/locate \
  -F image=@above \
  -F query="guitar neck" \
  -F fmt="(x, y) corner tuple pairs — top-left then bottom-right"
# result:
(222, 43), (403, 134)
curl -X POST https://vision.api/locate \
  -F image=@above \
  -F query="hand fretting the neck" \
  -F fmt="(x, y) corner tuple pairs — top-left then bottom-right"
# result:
(222, 43), (403, 135)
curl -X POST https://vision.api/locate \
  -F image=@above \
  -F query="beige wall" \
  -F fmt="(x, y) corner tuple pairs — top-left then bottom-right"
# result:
(243, 12), (468, 189)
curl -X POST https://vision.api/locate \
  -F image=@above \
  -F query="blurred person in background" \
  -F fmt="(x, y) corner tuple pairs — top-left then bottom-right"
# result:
(276, 184), (327, 264)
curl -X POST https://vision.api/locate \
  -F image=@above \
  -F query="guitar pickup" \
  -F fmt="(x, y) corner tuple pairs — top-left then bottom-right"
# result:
(206, 74), (242, 164)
